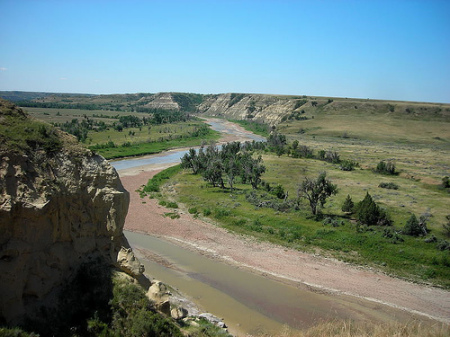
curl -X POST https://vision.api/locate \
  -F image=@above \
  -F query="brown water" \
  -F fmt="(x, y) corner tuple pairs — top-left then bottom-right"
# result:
(125, 230), (422, 336)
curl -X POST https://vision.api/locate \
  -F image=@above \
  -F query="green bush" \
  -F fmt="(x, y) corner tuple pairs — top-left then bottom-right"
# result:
(341, 195), (354, 213)
(375, 161), (397, 175)
(188, 207), (198, 214)
(403, 214), (424, 236)
(379, 182), (399, 190)
(355, 193), (392, 226)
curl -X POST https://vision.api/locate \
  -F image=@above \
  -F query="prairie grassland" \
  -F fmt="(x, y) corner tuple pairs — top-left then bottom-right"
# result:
(22, 107), (221, 159)
(165, 106), (450, 287)
(23, 106), (149, 123)
(258, 320), (449, 337)
(87, 122), (209, 146)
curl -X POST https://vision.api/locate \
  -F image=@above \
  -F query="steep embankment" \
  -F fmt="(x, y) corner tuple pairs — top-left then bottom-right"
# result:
(0, 99), (142, 327)
(197, 93), (450, 125)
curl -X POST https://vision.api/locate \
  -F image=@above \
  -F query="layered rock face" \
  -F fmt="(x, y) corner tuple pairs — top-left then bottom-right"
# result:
(0, 100), (135, 325)
(198, 93), (296, 125)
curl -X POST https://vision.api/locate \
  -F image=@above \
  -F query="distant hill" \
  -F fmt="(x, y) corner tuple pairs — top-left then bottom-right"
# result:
(1, 91), (449, 125)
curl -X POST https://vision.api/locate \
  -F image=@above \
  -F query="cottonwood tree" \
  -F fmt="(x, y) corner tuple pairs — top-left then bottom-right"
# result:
(241, 152), (266, 189)
(297, 172), (337, 215)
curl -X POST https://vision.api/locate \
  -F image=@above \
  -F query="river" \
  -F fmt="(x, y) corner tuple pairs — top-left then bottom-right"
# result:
(111, 119), (440, 336)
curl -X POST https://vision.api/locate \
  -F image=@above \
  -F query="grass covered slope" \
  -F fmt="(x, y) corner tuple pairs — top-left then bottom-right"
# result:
(0, 99), (66, 154)
(156, 100), (450, 288)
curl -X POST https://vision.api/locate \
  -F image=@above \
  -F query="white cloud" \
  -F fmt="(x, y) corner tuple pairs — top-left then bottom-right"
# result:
(59, 77), (67, 80)
(0, 67), (7, 71)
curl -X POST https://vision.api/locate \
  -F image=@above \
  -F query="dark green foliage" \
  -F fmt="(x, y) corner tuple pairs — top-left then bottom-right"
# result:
(379, 182), (399, 190)
(144, 165), (181, 193)
(297, 172), (338, 215)
(181, 142), (265, 190)
(382, 228), (404, 244)
(436, 240), (450, 251)
(171, 93), (204, 112)
(442, 176), (450, 189)
(443, 215), (450, 237)
(355, 193), (392, 226)
(0, 327), (39, 337)
(340, 160), (358, 171)
(228, 93), (245, 107)
(403, 214), (427, 237)
(323, 217), (345, 227)
(267, 131), (286, 156)
(375, 161), (397, 175)
(293, 99), (307, 110)
(291, 145), (314, 158)
(341, 194), (354, 213)
(270, 184), (287, 199)
(324, 151), (340, 164)
(109, 281), (182, 337)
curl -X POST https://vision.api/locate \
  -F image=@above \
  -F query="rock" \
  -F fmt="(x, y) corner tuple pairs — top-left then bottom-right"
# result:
(147, 280), (171, 315)
(117, 246), (144, 276)
(0, 100), (133, 325)
(171, 306), (188, 320)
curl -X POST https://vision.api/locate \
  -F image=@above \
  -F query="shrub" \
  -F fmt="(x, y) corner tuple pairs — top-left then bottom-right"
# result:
(382, 228), (404, 244)
(166, 201), (178, 208)
(340, 160), (358, 171)
(378, 182), (399, 190)
(188, 207), (198, 214)
(355, 193), (392, 226)
(323, 217), (344, 227)
(341, 195), (354, 213)
(403, 214), (426, 236)
(442, 176), (450, 189)
(271, 184), (287, 199)
(436, 239), (450, 251)
(443, 215), (450, 237)
(375, 161), (397, 175)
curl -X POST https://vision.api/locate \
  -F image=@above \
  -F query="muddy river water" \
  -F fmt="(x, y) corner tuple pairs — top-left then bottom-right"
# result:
(113, 119), (438, 335)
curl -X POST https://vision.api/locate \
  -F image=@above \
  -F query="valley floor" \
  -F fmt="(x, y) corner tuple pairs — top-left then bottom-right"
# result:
(119, 166), (450, 327)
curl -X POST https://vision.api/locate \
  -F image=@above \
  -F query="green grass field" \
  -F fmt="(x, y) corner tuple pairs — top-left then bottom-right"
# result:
(22, 107), (221, 159)
(154, 105), (450, 288)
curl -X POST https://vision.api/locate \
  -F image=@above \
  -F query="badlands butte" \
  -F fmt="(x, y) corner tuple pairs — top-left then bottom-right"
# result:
(0, 91), (449, 336)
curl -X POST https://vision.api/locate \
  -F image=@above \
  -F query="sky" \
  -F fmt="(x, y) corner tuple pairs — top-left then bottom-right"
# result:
(0, 0), (449, 103)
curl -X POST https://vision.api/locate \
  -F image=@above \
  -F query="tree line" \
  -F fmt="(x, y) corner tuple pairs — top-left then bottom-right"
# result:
(181, 141), (266, 191)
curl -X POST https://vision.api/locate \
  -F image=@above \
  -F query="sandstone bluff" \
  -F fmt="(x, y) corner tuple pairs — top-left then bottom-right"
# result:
(0, 99), (144, 326)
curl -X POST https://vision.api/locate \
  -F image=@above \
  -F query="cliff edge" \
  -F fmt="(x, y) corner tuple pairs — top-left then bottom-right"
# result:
(0, 99), (140, 326)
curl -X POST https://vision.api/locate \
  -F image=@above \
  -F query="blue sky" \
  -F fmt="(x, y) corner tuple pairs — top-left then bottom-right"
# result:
(1, 0), (449, 103)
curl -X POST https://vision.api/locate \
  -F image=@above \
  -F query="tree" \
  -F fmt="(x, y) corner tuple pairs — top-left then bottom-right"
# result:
(355, 192), (392, 226)
(297, 172), (337, 215)
(341, 194), (354, 213)
(403, 214), (422, 236)
(203, 158), (224, 188)
(241, 153), (265, 189)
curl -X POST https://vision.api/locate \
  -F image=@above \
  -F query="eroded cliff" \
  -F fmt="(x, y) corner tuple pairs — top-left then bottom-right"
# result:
(0, 99), (139, 326)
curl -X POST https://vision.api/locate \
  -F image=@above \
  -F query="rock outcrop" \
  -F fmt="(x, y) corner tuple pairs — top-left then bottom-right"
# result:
(0, 99), (141, 325)
(198, 93), (296, 125)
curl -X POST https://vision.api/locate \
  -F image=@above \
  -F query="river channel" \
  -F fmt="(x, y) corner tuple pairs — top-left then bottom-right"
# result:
(112, 119), (435, 336)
